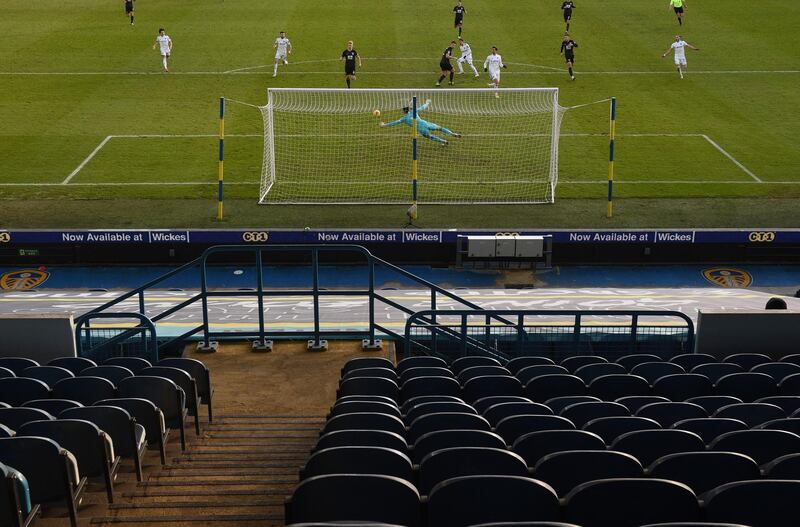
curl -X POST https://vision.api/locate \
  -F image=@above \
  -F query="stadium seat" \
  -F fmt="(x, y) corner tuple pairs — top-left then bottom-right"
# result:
(763, 453), (800, 479)
(400, 395), (462, 414)
(750, 362), (800, 382)
(399, 376), (459, 402)
(52, 376), (116, 406)
(157, 358), (214, 423)
(0, 436), (85, 527)
(300, 446), (413, 481)
(755, 395), (800, 414)
(458, 366), (512, 383)
(560, 355), (608, 373)
(17, 419), (118, 503)
(563, 478), (700, 527)
(61, 405), (148, 481)
(672, 418), (748, 445)
(0, 425), (13, 438)
(22, 399), (83, 415)
(560, 401), (629, 428)
(483, 402), (552, 426)
(616, 396), (671, 413)
(713, 402), (785, 427)
(524, 374), (586, 402)
(408, 412), (490, 444)
(399, 367), (454, 385)
(394, 356), (445, 376)
(516, 365), (569, 385)
(331, 400), (403, 419)
(636, 402), (708, 428)
(0, 408), (54, 431)
(117, 376), (187, 451)
(472, 396), (532, 415)
(588, 374), (651, 400)
(715, 372), (777, 402)
(47, 357), (97, 375)
(142, 366), (203, 434)
(583, 416), (661, 445)
(0, 461), (39, 527)
(652, 374), (713, 400)
(323, 412), (406, 438)
(411, 429), (505, 464)
(722, 353), (772, 371)
(507, 356), (556, 374)
(668, 353), (717, 371)
(418, 447), (529, 495)
(574, 363), (627, 383)
(639, 523), (748, 527)
(340, 376), (399, 400)
(690, 363), (743, 384)
(451, 356), (503, 374)
(630, 362), (685, 384)
(342, 367), (398, 383)
(0, 358), (39, 376)
(685, 396), (744, 415)
(314, 429), (407, 454)
(342, 357), (395, 376)
(611, 429), (705, 467)
(511, 429), (606, 467)
(426, 475), (560, 527)
(103, 356), (152, 374)
(20, 366), (74, 387)
(463, 376), (523, 403)
(496, 415), (576, 445)
(469, 523), (582, 527)
(647, 451), (761, 496)
(781, 354), (800, 366)
(544, 395), (601, 414)
(96, 397), (169, 465)
(758, 417), (800, 434)
(81, 365), (134, 385)
(0, 378), (50, 407)
(710, 429), (800, 465)
(404, 401), (475, 424)
(533, 450), (643, 497)
(778, 373), (800, 395)
(0, 368), (14, 379)
(704, 480), (800, 527)
(616, 354), (664, 371)
(284, 474), (421, 526)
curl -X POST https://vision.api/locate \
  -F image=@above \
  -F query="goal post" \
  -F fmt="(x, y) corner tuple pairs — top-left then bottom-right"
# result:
(258, 88), (565, 205)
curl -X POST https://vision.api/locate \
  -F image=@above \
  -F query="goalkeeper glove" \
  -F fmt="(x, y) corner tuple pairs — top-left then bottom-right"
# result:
(503, 64), (507, 69)
(484, 67), (487, 72)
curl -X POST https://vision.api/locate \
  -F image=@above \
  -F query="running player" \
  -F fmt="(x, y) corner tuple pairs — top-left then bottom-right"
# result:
(273, 31), (292, 78)
(152, 28), (172, 72)
(561, 1), (575, 31)
(380, 99), (462, 145)
(456, 38), (479, 77)
(436, 41), (456, 86)
(662, 35), (699, 79)
(453, 1), (466, 38)
(124, 0), (134, 25)
(483, 46), (506, 97)
(560, 34), (578, 80)
(341, 41), (361, 89)
(669, 0), (687, 25)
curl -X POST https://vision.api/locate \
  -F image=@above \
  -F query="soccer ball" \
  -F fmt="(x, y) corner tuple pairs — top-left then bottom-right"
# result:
(372, 109), (381, 117)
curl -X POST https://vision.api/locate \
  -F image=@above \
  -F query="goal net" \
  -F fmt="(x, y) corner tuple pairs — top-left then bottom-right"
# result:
(258, 88), (565, 204)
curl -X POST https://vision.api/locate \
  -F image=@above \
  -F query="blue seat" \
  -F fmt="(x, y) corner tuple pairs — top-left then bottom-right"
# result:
(560, 355), (608, 373)
(611, 429), (705, 467)
(713, 402), (785, 427)
(399, 367), (454, 385)
(463, 376), (523, 403)
(339, 376), (399, 400)
(563, 478), (700, 527)
(512, 429), (606, 467)
(322, 412), (406, 438)
(0, 408), (54, 431)
(583, 416), (661, 445)
(710, 429), (800, 465)
(395, 356), (444, 376)
(342, 357), (394, 376)
(668, 353), (717, 372)
(630, 362), (685, 384)
(496, 415), (575, 445)
(533, 450), (643, 497)
(17, 419), (118, 503)
(300, 446), (413, 482)
(525, 374), (586, 402)
(758, 417), (800, 435)
(756, 396), (800, 415)
(647, 451), (761, 496)
(451, 356), (503, 375)
(778, 373), (800, 396)
(690, 363), (742, 384)
(103, 356), (152, 374)
(545, 396), (601, 414)
(141, 366), (203, 435)
(560, 401), (629, 428)
(0, 461), (39, 527)
(418, 447), (529, 495)
(96, 397), (169, 465)
(616, 354), (664, 371)
(401, 395), (463, 414)
(0, 358), (38, 376)
(616, 396), (670, 414)
(588, 374), (651, 400)
(20, 366), (74, 387)
(117, 376), (187, 451)
(483, 402), (552, 426)
(52, 376), (115, 406)
(751, 362), (800, 382)
(0, 378), (49, 407)
(22, 399), (83, 416)
(400, 376), (459, 403)
(685, 396), (743, 415)
(763, 453), (800, 479)
(47, 357), (97, 375)
(704, 480), (800, 527)
(61, 405), (148, 482)
(427, 475), (560, 527)
(473, 396), (532, 415)
(81, 365), (134, 386)
(0, 436), (85, 527)
(722, 353), (772, 371)
(653, 374), (713, 401)
(672, 418), (748, 445)
(331, 400), (402, 419)
(715, 373), (777, 402)
(404, 401), (474, 424)
(636, 402), (708, 428)
(459, 366), (512, 384)
(516, 365), (569, 385)
(314, 430), (407, 454)
(574, 363), (627, 384)
(507, 356), (556, 374)
(157, 358), (214, 423)
(284, 474), (420, 526)
(408, 412), (490, 444)
(411, 429), (505, 464)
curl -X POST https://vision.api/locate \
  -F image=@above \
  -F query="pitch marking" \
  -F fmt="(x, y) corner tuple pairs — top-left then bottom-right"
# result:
(701, 134), (761, 183)
(61, 135), (112, 185)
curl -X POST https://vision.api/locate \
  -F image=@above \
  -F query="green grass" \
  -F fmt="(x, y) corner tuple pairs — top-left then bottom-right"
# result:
(1, 0), (799, 227)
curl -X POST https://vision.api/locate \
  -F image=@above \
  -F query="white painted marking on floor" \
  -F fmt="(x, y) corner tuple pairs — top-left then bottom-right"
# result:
(702, 135), (762, 183)
(61, 135), (112, 184)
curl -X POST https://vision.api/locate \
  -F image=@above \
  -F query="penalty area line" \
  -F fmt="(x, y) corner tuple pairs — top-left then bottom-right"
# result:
(702, 135), (762, 183)
(62, 135), (112, 185)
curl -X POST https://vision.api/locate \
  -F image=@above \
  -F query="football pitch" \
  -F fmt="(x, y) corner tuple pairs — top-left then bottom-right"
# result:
(1, 0), (799, 228)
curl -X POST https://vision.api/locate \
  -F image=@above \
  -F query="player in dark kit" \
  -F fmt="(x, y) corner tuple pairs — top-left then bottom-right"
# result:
(124, 0), (135, 25)
(453, 1), (466, 38)
(340, 40), (362, 89)
(436, 41), (456, 86)
(561, 1), (574, 31)
(560, 34), (578, 80)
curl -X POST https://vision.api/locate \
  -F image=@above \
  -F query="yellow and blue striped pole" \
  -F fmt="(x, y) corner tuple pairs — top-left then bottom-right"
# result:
(217, 97), (225, 221)
(411, 96), (418, 221)
(607, 96), (616, 218)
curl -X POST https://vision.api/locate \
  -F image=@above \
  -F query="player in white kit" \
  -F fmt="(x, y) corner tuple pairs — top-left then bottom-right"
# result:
(483, 47), (506, 97)
(273, 31), (292, 77)
(662, 35), (699, 79)
(152, 28), (172, 72)
(456, 38), (480, 77)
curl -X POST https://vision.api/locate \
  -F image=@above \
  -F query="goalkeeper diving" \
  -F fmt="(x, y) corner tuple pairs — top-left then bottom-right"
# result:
(379, 99), (462, 145)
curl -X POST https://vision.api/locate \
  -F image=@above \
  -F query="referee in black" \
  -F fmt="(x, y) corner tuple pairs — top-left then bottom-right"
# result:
(561, 1), (574, 31)
(453, 1), (466, 38)
(560, 33), (578, 80)
(341, 40), (361, 89)
(436, 41), (456, 86)
(124, 0), (135, 25)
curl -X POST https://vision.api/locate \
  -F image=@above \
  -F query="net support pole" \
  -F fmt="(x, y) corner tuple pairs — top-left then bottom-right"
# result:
(410, 96), (419, 220)
(606, 96), (616, 218)
(217, 97), (225, 220)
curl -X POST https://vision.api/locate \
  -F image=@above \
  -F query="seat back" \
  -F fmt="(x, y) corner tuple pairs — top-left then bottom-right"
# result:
(0, 378), (50, 406)
(496, 415), (575, 445)
(512, 429), (606, 467)
(0, 436), (77, 504)
(710, 429), (800, 465)
(588, 374), (651, 400)
(704, 480), (800, 527)
(103, 357), (152, 374)
(713, 402), (786, 427)
(472, 396), (532, 415)
(525, 374), (586, 402)
(763, 453), (800, 479)
(314, 429), (407, 454)
(534, 450), (644, 497)
(399, 376), (459, 403)
(636, 402), (708, 428)
(0, 358), (39, 375)
(484, 402), (552, 426)
(301, 446), (413, 481)
(672, 418), (748, 445)
(117, 376), (184, 425)
(722, 353), (772, 370)
(0, 425), (12, 438)
(560, 401), (629, 428)
(629, 362), (685, 384)
(81, 365), (135, 386)
(411, 429), (505, 464)
(342, 357), (395, 376)
(330, 400), (402, 419)
(404, 401), (474, 424)
(648, 451), (761, 496)
(341, 367), (398, 382)
(48, 357), (97, 375)
(611, 429), (705, 467)
(615, 396), (670, 414)
(395, 356), (445, 376)
(463, 376), (523, 403)
(545, 395), (601, 414)
(751, 362), (800, 382)
(322, 412), (406, 437)
(756, 396), (800, 415)
(0, 368), (14, 379)
(418, 447), (529, 495)
(141, 366), (196, 408)
(451, 356), (502, 374)
(22, 398), (83, 415)
(21, 366), (74, 386)
(61, 405), (138, 457)
(408, 412), (490, 444)
(399, 367), (454, 384)
(685, 396), (743, 415)
(616, 354), (664, 370)
(779, 373), (800, 396)
(516, 365), (569, 385)
(0, 408), (54, 431)
(715, 373), (777, 402)
(0, 461), (34, 526)
(400, 395), (464, 414)
(583, 416), (661, 445)
(668, 353), (717, 371)
(96, 397), (165, 446)
(507, 356), (555, 374)
(52, 376), (116, 405)
(691, 363), (742, 383)
(340, 376), (399, 400)
(560, 355), (608, 373)
(17, 419), (108, 476)
(652, 374), (713, 400)
(574, 363), (627, 383)
(458, 365), (512, 383)
(759, 417), (800, 435)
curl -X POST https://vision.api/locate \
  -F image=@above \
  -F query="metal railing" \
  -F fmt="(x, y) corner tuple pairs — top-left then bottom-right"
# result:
(74, 312), (159, 363)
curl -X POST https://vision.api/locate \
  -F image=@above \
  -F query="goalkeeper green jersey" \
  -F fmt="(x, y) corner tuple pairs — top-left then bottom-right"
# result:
(670, 0), (684, 7)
